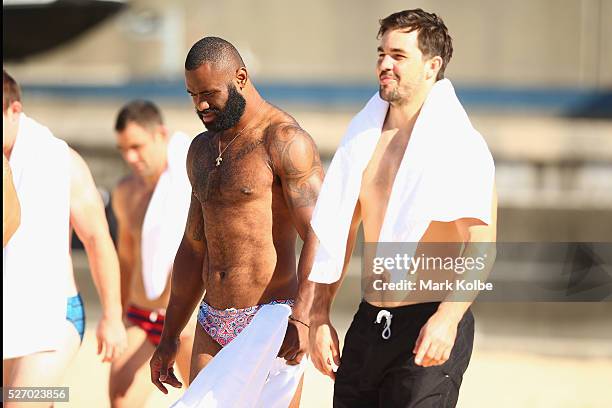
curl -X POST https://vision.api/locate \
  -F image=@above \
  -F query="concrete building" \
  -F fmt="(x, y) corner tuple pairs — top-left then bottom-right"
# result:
(5, 0), (612, 89)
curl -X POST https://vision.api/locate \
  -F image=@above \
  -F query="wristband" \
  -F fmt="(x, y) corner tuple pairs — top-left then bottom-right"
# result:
(288, 315), (310, 328)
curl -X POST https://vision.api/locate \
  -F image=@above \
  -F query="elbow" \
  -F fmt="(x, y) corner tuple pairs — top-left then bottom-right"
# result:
(467, 221), (497, 244)
(302, 226), (319, 244)
(80, 231), (112, 253)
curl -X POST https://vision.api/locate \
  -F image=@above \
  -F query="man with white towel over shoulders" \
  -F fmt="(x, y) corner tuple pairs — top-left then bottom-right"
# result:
(109, 100), (196, 407)
(308, 9), (498, 407)
(3, 69), (127, 399)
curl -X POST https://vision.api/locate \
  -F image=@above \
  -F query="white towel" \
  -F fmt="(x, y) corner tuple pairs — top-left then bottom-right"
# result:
(3, 113), (71, 358)
(309, 79), (495, 283)
(171, 304), (306, 408)
(141, 132), (192, 300)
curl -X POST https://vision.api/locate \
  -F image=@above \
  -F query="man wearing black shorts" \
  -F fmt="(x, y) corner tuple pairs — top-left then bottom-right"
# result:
(308, 9), (497, 407)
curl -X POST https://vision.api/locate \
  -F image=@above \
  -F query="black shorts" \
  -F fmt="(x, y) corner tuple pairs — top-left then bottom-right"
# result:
(334, 301), (474, 408)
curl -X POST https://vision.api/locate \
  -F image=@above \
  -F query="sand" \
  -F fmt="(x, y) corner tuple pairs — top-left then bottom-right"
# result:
(55, 322), (612, 408)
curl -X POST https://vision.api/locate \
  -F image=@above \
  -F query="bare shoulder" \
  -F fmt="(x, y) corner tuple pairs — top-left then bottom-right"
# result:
(188, 131), (211, 152)
(68, 147), (89, 173)
(263, 107), (321, 175)
(263, 106), (303, 140)
(186, 132), (213, 177)
(68, 148), (99, 192)
(187, 132), (212, 161)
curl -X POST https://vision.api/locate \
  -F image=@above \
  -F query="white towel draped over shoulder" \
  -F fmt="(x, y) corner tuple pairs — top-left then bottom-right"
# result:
(171, 304), (306, 408)
(3, 113), (71, 358)
(309, 79), (495, 284)
(141, 132), (191, 300)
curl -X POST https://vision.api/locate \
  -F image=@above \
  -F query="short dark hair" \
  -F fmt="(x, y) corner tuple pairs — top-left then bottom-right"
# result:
(378, 9), (453, 81)
(185, 36), (245, 72)
(115, 100), (163, 133)
(3, 69), (21, 112)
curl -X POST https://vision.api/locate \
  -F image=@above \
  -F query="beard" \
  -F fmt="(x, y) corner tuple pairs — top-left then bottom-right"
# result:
(379, 84), (403, 103)
(379, 69), (426, 105)
(196, 83), (246, 132)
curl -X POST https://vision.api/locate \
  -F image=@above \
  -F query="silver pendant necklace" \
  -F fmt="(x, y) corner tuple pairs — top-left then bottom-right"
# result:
(216, 101), (265, 166)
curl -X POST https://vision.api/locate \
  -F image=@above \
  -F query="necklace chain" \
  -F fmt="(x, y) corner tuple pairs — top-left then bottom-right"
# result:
(216, 101), (265, 166)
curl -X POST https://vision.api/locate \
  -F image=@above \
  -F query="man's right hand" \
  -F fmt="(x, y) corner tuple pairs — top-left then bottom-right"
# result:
(309, 317), (341, 380)
(96, 316), (127, 363)
(150, 337), (183, 394)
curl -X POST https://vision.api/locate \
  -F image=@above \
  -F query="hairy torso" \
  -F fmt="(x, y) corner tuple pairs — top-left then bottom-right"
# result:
(189, 108), (304, 309)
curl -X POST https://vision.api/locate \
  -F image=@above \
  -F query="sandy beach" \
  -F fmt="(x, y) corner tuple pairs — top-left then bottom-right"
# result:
(5, 2), (611, 407)
(46, 251), (611, 408)
(57, 313), (612, 408)
(14, 96), (609, 406)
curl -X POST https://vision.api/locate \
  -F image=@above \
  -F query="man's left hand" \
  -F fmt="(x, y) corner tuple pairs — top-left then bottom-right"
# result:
(278, 318), (309, 366)
(413, 311), (459, 367)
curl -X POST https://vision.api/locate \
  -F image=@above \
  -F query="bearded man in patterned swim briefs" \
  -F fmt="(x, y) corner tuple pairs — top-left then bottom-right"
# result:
(149, 37), (324, 407)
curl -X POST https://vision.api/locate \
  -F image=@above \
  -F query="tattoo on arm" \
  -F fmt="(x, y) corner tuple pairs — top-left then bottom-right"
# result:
(272, 125), (324, 209)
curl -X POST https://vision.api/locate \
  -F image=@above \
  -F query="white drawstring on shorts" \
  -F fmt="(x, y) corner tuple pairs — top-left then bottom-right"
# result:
(375, 310), (393, 340)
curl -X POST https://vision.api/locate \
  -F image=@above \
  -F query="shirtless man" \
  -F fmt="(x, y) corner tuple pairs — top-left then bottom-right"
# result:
(110, 100), (195, 407)
(149, 37), (323, 407)
(3, 70), (127, 400)
(309, 10), (497, 407)
(3, 154), (20, 247)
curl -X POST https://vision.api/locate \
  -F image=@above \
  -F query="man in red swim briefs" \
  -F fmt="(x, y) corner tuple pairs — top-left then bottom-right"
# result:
(110, 100), (197, 407)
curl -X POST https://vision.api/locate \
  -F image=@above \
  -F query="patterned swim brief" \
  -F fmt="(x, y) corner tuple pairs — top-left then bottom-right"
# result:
(198, 299), (294, 347)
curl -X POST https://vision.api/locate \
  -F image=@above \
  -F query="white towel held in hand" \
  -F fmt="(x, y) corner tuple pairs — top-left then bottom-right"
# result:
(171, 303), (306, 408)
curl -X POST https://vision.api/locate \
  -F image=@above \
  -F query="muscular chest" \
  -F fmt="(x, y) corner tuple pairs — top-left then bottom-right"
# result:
(192, 138), (274, 206)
